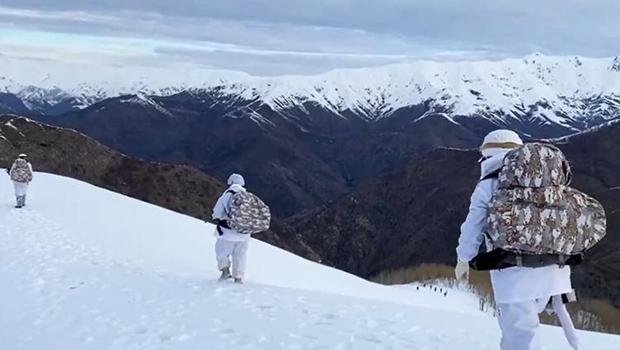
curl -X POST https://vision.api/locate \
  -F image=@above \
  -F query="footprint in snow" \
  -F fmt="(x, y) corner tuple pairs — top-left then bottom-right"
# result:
(133, 326), (149, 335)
(158, 333), (172, 342)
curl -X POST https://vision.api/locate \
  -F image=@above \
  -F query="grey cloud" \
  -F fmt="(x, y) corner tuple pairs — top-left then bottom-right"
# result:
(0, 7), (420, 55)
(150, 43), (515, 76)
(152, 45), (406, 75)
(0, 1), (619, 75)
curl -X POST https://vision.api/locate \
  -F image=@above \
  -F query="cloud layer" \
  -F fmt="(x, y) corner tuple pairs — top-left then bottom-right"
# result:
(1, 1), (619, 75)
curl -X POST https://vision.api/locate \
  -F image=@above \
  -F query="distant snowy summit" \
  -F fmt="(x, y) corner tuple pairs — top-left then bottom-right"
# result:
(1, 53), (620, 131)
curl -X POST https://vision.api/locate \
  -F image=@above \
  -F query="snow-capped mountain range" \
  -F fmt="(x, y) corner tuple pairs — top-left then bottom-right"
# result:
(2, 53), (620, 132)
(5, 54), (620, 217)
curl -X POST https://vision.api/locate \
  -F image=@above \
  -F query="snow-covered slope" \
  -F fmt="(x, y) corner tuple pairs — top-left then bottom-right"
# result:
(2, 54), (620, 128)
(1, 173), (619, 349)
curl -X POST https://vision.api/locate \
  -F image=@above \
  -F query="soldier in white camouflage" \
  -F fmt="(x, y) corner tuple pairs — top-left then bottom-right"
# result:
(9, 154), (33, 208)
(455, 131), (580, 350)
(211, 173), (271, 284)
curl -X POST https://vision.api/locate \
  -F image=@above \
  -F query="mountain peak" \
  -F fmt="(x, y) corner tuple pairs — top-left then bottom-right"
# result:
(1, 54), (620, 130)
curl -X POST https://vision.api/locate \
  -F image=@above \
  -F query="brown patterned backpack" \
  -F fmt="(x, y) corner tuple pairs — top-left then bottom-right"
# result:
(10, 159), (33, 183)
(486, 143), (607, 256)
(227, 190), (271, 235)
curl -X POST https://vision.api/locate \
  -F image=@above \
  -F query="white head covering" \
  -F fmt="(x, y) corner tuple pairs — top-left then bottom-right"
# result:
(18, 153), (27, 158)
(227, 173), (245, 186)
(479, 130), (523, 158)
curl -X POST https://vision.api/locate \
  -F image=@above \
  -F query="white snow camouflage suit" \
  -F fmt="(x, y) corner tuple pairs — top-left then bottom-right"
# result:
(9, 158), (33, 208)
(212, 180), (250, 280)
(456, 151), (576, 350)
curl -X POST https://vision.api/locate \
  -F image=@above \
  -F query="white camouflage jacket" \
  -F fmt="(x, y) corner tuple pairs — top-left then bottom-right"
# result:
(456, 151), (573, 304)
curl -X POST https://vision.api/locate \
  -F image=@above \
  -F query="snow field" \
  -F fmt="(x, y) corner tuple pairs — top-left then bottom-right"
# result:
(1, 173), (619, 349)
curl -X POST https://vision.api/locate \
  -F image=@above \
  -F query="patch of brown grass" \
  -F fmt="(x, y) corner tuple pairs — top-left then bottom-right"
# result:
(374, 263), (620, 334)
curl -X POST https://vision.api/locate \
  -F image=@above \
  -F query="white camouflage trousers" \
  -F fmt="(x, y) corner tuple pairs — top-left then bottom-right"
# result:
(13, 181), (28, 196)
(498, 296), (578, 350)
(215, 239), (249, 279)
(13, 181), (28, 207)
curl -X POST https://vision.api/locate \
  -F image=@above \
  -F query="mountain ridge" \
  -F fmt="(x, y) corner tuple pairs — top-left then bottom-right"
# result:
(0, 115), (319, 260)
(2, 54), (620, 132)
(3, 54), (619, 217)
(277, 118), (620, 307)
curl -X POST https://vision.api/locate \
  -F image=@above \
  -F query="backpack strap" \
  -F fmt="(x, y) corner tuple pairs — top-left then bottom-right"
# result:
(470, 249), (583, 271)
(223, 190), (237, 217)
(469, 249), (515, 271)
(480, 169), (501, 182)
(561, 290), (577, 304)
(214, 218), (232, 229)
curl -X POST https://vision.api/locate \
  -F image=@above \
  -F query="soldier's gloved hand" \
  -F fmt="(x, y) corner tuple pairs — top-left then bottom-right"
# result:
(455, 260), (470, 283)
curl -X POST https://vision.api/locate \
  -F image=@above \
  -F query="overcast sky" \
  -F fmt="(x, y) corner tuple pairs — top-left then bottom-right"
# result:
(1, 0), (619, 75)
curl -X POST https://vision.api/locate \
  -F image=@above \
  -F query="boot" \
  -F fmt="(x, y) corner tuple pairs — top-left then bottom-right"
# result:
(218, 267), (232, 281)
(233, 277), (243, 284)
(21, 195), (26, 207)
(15, 196), (22, 208)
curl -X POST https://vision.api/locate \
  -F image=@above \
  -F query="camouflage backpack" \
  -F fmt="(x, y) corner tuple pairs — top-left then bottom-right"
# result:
(10, 159), (33, 183)
(227, 190), (271, 234)
(486, 143), (606, 255)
